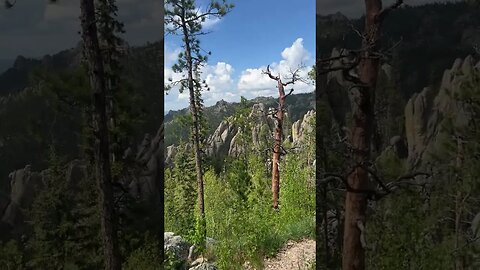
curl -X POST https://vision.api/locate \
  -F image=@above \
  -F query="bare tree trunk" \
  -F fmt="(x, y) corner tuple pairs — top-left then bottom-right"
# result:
(342, 1), (382, 269)
(80, 1), (121, 269)
(271, 80), (286, 209)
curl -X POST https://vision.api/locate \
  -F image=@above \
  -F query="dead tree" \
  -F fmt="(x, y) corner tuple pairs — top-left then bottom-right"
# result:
(80, 0), (121, 269)
(262, 65), (299, 209)
(318, 1), (406, 269)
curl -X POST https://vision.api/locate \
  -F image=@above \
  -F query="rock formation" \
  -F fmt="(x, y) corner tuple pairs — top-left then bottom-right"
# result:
(166, 103), (316, 167)
(0, 125), (164, 235)
(404, 56), (480, 168)
(292, 110), (315, 145)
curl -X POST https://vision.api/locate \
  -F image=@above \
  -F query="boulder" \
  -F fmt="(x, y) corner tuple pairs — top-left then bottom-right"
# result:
(164, 232), (190, 266)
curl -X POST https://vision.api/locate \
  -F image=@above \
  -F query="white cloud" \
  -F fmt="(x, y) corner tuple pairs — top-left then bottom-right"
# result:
(204, 62), (234, 92)
(237, 67), (275, 92)
(202, 16), (221, 29)
(165, 38), (315, 112)
(165, 44), (182, 67)
(281, 38), (311, 67)
(237, 38), (314, 98)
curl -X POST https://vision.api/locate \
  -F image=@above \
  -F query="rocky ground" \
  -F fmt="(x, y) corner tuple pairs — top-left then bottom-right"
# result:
(244, 238), (315, 270)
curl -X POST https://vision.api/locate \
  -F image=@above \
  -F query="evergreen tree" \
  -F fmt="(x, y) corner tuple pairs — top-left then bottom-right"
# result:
(165, 0), (234, 247)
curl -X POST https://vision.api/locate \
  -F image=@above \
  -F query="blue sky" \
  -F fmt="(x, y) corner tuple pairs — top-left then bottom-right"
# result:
(165, 0), (315, 112)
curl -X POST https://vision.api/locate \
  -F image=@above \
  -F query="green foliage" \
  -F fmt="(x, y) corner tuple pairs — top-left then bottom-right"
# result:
(203, 151), (315, 269)
(123, 233), (162, 270)
(24, 146), (102, 269)
(0, 240), (24, 269)
(366, 68), (480, 269)
(165, 146), (197, 237)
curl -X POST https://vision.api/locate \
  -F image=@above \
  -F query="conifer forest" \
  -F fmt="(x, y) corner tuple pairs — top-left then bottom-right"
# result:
(0, 0), (480, 270)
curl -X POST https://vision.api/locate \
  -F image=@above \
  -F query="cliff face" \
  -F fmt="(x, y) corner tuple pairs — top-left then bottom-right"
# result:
(166, 103), (316, 168)
(404, 56), (480, 168)
(321, 49), (480, 171)
(0, 125), (163, 237)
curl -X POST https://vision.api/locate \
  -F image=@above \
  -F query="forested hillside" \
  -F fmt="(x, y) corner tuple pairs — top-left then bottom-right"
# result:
(0, 2), (163, 267)
(317, 2), (480, 269)
(164, 92), (315, 147)
(164, 96), (316, 269)
(164, 1), (316, 268)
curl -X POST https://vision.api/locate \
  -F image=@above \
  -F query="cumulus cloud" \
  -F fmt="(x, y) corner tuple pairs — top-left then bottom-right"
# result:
(165, 44), (182, 67)
(237, 38), (314, 98)
(204, 62), (234, 93)
(281, 38), (311, 67)
(165, 38), (315, 112)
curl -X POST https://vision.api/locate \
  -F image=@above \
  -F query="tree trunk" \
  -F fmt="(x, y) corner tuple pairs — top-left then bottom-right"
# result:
(271, 80), (286, 209)
(342, 1), (382, 269)
(455, 137), (465, 270)
(80, 1), (121, 269)
(180, 14), (206, 243)
(320, 136), (331, 266)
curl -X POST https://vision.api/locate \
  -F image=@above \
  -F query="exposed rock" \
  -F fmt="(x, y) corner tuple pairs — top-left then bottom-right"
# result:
(213, 99), (229, 114)
(206, 120), (237, 160)
(164, 232), (190, 266)
(166, 103), (315, 166)
(404, 56), (480, 167)
(1, 125), (164, 234)
(404, 86), (435, 166)
(189, 262), (218, 270)
(249, 103), (274, 149)
(291, 110), (315, 145)
(228, 128), (244, 157)
(131, 126), (163, 202)
(1, 165), (45, 230)
(165, 145), (176, 169)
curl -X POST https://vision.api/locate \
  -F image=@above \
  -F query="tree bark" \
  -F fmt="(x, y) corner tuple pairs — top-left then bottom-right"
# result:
(80, 1), (121, 269)
(271, 80), (286, 209)
(455, 137), (465, 270)
(342, 1), (382, 269)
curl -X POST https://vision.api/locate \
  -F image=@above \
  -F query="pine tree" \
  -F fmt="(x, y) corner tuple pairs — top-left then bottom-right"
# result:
(165, 0), (233, 248)
(79, 0), (121, 268)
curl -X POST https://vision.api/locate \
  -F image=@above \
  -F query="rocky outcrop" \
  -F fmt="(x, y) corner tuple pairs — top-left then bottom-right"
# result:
(249, 103), (275, 149)
(292, 110), (315, 145)
(1, 165), (45, 229)
(205, 120), (237, 160)
(1, 125), (164, 234)
(164, 232), (191, 267)
(165, 145), (177, 169)
(404, 56), (480, 167)
(130, 126), (163, 202)
(228, 129), (244, 157)
(166, 103), (316, 166)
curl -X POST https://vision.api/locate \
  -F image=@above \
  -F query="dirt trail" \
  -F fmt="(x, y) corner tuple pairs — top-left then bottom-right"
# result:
(244, 238), (316, 270)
